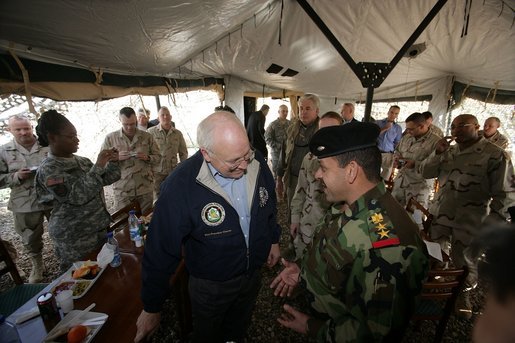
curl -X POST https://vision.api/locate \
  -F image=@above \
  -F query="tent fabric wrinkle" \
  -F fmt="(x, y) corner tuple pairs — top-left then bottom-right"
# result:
(0, 0), (513, 111)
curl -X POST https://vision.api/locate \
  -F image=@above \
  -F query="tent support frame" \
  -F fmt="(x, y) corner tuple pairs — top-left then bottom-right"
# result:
(296, 0), (448, 121)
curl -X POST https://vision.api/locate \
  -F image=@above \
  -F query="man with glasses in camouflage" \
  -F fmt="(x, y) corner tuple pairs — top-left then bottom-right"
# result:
(136, 111), (281, 343)
(421, 114), (515, 318)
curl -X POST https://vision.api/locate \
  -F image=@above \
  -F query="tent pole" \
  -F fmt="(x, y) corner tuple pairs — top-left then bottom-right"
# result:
(155, 95), (161, 110)
(364, 87), (374, 123)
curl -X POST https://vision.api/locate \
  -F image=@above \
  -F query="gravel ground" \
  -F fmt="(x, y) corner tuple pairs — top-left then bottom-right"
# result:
(0, 190), (479, 342)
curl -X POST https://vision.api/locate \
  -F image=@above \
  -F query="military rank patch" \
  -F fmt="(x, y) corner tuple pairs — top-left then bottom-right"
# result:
(201, 202), (225, 226)
(369, 212), (400, 249)
(259, 187), (269, 207)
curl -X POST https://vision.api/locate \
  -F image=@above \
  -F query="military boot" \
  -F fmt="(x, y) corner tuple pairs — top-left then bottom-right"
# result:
(29, 255), (45, 283)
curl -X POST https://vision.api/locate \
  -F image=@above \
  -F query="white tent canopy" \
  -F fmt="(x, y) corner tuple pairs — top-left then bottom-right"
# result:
(0, 0), (514, 119)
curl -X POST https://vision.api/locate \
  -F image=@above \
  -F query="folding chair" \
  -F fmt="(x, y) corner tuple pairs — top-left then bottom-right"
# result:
(0, 239), (47, 317)
(411, 268), (468, 343)
(405, 197), (433, 237)
(109, 200), (141, 232)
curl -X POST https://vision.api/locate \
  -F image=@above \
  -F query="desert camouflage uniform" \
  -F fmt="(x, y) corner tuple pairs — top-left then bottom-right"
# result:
(35, 153), (121, 271)
(277, 118), (319, 207)
(421, 137), (515, 288)
(290, 153), (330, 260)
(478, 130), (509, 150)
(429, 124), (444, 138)
(265, 118), (290, 177)
(0, 139), (51, 257)
(101, 128), (160, 212)
(147, 124), (188, 199)
(302, 182), (428, 342)
(392, 130), (440, 207)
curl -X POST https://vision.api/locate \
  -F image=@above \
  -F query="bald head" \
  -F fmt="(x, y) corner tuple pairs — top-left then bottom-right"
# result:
(197, 111), (248, 152)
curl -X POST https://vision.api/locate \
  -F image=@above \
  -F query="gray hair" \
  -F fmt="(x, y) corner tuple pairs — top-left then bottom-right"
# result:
(197, 111), (245, 151)
(299, 93), (320, 109)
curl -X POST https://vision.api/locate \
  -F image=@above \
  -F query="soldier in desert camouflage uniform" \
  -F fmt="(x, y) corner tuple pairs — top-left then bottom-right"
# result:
(392, 112), (441, 207)
(277, 94), (320, 207)
(272, 122), (428, 342)
(421, 114), (514, 317)
(34, 110), (121, 271)
(147, 106), (188, 201)
(423, 111), (444, 138)
(0, 115), (52, 283)
(265, 104), (290, 178)
(478, 116), (509, 150)
(101, 107), (160, 213)
(290, 112), (342, 260)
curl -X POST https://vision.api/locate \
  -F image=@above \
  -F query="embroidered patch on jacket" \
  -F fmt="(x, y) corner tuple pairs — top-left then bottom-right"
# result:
(369, 212), (400, 249)
(259, 187), (269, 207)
(201, 202), (225, 226)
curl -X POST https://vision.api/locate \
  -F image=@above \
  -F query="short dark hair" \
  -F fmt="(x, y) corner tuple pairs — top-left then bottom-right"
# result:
(119, 107), (136, 118)
(36, 110), (72, 147)
(405, 112), (426, 125)
(422, 111), (433, 120)
(334, 146), (382, 183)
(321, 111), (343, 125)
(260, 104), (270, 111)
(390, 105), (400, 111)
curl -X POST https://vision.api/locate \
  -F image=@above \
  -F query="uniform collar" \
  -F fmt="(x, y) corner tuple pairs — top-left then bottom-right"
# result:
(332, 181), (386, 220)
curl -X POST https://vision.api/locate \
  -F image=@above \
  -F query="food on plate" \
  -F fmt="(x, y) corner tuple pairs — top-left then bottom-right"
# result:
(72, 261), (101, 280)
(52, 281), (75, 295)
(72, 281), (90, 297)
(67, 325), (89, 343)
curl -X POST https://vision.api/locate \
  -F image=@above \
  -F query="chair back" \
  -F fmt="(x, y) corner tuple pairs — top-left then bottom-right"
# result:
(411, 267), (468, 343)
(109, 200), (141, 232)
(405, 197), (433, 236)
(0, 239), (23, 285)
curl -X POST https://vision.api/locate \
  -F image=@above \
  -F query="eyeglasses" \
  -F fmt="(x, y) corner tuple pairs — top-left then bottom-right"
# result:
(210, 148), (255, 172)
(450, 123), (475, 130)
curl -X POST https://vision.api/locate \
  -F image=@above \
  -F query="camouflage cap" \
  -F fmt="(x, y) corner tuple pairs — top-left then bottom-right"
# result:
(309, 122), (379, 158)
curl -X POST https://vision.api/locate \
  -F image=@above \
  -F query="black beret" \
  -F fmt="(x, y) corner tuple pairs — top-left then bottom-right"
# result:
(309, 122), (380, 158)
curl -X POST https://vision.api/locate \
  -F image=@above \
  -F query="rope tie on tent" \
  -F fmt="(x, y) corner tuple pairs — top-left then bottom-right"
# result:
(461, 0), (472, 38)
(8, 46), (38, 117)
(485, 81), (499, 103)
(278, 0), (284, 45)
(92, 68), (103, 85)
(138, 94), (148, 114)
(461, 81), (472, 99)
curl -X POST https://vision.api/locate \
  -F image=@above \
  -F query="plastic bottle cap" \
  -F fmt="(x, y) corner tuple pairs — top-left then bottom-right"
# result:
(129, 210), (136, 214)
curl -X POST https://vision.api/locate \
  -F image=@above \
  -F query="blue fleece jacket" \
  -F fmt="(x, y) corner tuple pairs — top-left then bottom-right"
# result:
(141, 150), (281, 312)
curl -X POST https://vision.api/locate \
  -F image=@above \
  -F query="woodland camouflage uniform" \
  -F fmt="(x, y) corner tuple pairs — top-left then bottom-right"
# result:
(101, 128), (160, 212)
(265, 118), (290, 176)
(290, 152), (330, 260)
(302, 182), (428, 342)
(392, 129), (441, 207)
(35, 154), (121, 271)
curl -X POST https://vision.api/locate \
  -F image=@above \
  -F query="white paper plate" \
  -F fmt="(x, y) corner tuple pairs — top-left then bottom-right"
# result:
(53, 261), (106, 299)
(44, 310), (108, 343)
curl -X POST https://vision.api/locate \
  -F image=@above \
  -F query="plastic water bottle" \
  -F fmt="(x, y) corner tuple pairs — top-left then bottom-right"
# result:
(106, 232), (122, 268)
(0, 315), (21, 343)
(128, 210), (138, 241)
(135, 218), (145, 247)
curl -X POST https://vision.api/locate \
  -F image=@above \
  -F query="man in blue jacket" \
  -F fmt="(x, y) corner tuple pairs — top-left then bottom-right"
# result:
(135, 111), (281, 343)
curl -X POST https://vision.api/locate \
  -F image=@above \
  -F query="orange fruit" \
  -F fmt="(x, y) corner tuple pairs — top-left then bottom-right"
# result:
(67, 325), (88, 343)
